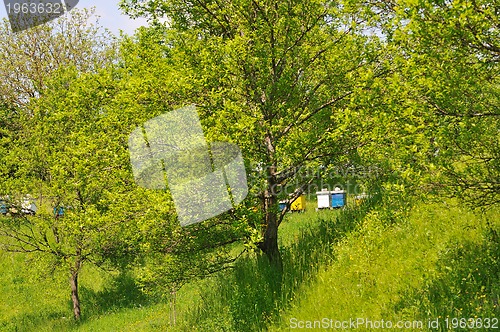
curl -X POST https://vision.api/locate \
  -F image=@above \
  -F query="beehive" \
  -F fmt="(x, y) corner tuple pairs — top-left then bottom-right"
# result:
(331, 188), (346, 208)
(290, 194), (306, 212)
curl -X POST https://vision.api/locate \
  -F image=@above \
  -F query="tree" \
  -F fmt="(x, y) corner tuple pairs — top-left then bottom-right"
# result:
(0, 7), (116, 108)
(383, 0), (500, 207)
(0, 67), (148, 320)
(120, 0), (387, 270)
(0, 25), (252, 320)
(0, 9), (124, 320)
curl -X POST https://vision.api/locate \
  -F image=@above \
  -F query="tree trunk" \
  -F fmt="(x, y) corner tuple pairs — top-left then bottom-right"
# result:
(258, 161), (284, 275)
(258, 192), (284, 296)
(170, 288), (177, 326)
(259, 200), (282, 269)
(70, 259), (82, 320)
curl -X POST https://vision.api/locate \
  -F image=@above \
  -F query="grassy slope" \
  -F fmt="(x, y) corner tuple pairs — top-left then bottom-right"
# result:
(271, 199), (499, 331)
(0, 198), (498, 331)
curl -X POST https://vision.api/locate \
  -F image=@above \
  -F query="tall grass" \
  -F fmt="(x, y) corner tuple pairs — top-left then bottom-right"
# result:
(0, 194), (497, 331)
(172, 195), (383, 331)
(271, 199), (499, 331)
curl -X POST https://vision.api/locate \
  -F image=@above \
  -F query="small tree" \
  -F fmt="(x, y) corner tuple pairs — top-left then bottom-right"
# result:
(0, 68), (149, 319)
(0, 26), (255, 319)
(0, 9), (126, 319)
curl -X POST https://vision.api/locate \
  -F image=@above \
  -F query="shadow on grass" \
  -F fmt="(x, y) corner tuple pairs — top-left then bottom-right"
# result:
(181, 194), (383, 331)
(395, 227), (500, 330)
(78, 272), (152, 320)
(1, 273), (154, 331)
(0, 310), (71, 332)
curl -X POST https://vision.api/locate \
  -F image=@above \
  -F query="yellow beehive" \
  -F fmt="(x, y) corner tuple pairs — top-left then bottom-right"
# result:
(355, 193), (368, 206)
(290, 194), (306, 212)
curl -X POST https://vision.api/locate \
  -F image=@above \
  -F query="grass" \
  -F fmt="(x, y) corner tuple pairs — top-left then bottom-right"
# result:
(271, 199), (499, 331)
(0, 195), (498, 331)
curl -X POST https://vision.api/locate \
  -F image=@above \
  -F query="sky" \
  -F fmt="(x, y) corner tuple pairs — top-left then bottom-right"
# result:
(0, 1), (150, 36)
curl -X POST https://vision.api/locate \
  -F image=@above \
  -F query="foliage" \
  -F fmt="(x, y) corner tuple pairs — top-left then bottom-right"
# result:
(386, 0), (500, 207)
(0, 42), (250, 319)
(0, 67), (150, 319)
(114, 28), (253, 299)
(0, 8), (117, 108)
(0, 10), (122, 319)
(119, 0), (390, 268)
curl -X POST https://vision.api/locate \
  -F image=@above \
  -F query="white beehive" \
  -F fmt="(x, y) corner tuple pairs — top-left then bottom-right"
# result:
(316, 189), (331, 209)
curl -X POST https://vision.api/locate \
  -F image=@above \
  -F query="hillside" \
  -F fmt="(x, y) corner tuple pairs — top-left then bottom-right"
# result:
(1, 196), (498, 331)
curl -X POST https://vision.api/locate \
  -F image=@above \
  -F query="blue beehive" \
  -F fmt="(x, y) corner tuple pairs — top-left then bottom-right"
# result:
(331, 188), (346, 208)
(54, 206), (65, 217)
(0, 201), (6, 214)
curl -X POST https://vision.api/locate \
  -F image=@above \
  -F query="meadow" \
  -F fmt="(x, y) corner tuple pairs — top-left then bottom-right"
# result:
(0, 194), (498, 331)
(1, 1), (498, 331)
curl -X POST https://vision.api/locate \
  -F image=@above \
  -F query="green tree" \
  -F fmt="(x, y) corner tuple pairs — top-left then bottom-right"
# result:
(0, 68), (149, 320)
(0, 9), (123, 320)
(0, 26), (250, 321)
(120, 0), (387, 270)
(0, 7), (116, 108)
(385, 0), (500, 207)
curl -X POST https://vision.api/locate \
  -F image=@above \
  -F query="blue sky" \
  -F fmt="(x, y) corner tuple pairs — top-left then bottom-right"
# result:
(1, 1), (149, 35)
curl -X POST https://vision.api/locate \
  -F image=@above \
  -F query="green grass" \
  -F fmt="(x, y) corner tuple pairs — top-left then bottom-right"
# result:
(271, 199), (499, 331)
(0, 196), (498, 331)
(0, 252), (67, 331)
